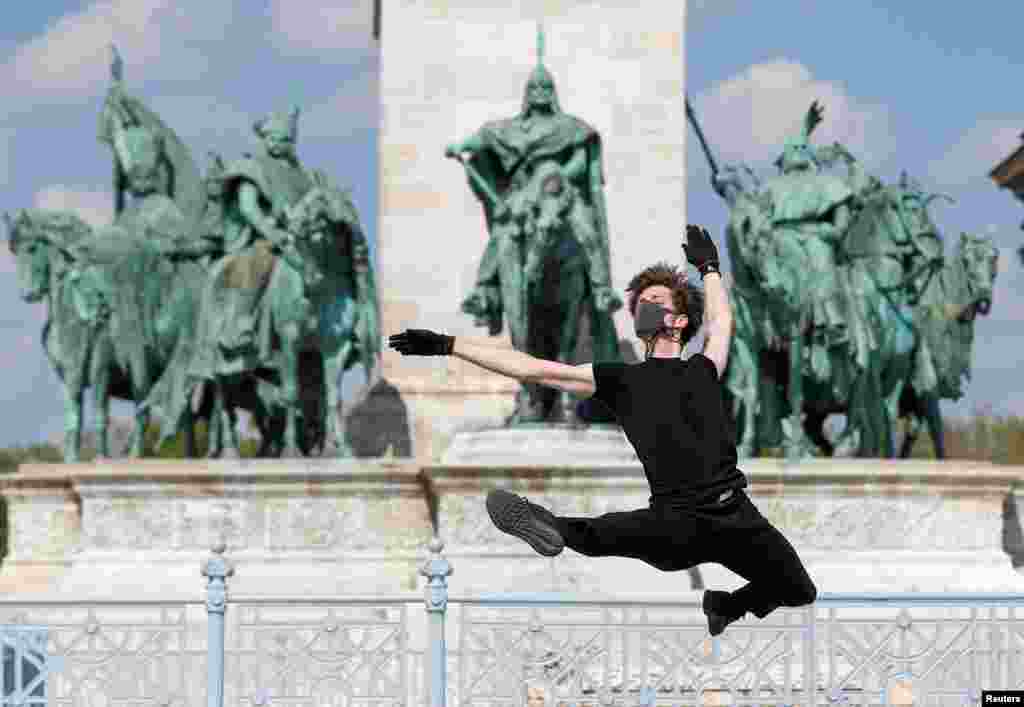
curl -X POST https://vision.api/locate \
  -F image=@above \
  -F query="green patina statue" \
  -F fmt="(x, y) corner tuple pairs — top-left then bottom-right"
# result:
(6, 47), (380, 461)
(688, 97), (999, 459)
(5, 50), (212, 462)
(445, 24), (623, 425)
(142, 102), (380, 458)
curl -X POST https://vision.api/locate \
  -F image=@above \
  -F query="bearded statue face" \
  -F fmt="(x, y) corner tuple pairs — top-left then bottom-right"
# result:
(525, 68), (556, 114)
(120, 128), (163, 197)
(778, 139), (815, 174)
(261, 129), (296, 160)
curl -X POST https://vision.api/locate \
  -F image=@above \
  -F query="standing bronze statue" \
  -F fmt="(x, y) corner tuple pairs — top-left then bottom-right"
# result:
(445, 24), (623, 425)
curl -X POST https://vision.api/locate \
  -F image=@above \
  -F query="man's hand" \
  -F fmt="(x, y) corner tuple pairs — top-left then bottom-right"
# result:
(682, 224), (720, 278)
(388, 329), (455, 356)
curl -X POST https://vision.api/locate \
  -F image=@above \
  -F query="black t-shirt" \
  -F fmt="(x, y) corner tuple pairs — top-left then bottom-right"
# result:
(591, 353), (747, 506)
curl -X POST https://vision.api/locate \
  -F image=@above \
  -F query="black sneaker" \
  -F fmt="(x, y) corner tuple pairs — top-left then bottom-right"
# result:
(703, 590), (740, 637)
(486, 489), (564, 557)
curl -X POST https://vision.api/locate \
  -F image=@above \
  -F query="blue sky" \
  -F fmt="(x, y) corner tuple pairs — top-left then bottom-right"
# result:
(0, 0), (1021, 448)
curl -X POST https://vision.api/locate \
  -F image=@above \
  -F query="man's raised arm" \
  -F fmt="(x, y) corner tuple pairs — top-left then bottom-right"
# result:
(701, 271), (733, 379)
(681, 225), (733, 379)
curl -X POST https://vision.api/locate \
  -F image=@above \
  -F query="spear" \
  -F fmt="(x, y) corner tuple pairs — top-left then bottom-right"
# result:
(685, 94), (719, 178)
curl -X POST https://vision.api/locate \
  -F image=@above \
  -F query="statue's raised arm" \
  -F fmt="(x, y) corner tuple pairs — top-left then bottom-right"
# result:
(98, 45), (205, 228)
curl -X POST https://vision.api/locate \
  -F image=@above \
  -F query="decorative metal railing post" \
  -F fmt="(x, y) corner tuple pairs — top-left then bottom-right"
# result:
(804, 603), (818, 707)
(420, 537), (453, 707)
(202, 541), (234, 707)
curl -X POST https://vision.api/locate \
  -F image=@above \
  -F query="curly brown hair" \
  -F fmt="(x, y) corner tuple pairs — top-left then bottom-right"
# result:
(625, 261), (704, 345)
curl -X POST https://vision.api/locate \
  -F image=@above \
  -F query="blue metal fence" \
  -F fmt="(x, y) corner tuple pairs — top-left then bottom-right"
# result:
(1, 537), (1022, 706)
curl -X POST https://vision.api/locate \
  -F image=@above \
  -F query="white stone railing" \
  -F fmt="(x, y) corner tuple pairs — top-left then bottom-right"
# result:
(0, 539), (1022, 706)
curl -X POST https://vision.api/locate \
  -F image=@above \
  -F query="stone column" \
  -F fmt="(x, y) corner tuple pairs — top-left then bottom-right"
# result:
(370, 0), (686, 462)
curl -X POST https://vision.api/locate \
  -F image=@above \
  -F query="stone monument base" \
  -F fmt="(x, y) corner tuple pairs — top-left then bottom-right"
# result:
(422, 455), (1024, 596)
(1, 455), (1021, 600)
(441, 425), (637, 466)
(0, 459), (434, 599)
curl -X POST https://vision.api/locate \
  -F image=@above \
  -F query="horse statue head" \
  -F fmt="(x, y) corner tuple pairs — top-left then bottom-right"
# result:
(893, 171), (953, 255)
(519, 160), (574, 289)
(956, 231), (999, 318)
(284, 180), (367, 292)
(5, 209), (92, 303)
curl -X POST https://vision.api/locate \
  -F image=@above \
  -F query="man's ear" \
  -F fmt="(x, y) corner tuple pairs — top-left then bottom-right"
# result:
(669, 314), (688, 331)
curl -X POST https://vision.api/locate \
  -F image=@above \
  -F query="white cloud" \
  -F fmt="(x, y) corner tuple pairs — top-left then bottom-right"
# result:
(270, 0), (376, 55)
(926, 118), (1022, 191)
(33, 186), (114, 229)
(0, 0), (237, 101)
(687, 59), (896, 177)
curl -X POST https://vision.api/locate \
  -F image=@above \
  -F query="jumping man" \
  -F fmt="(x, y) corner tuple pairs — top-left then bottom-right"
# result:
(388, 225), (817, 635)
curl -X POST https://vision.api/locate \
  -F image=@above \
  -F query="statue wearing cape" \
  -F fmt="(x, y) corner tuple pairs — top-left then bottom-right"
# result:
(452, 27), (623, 390)
(141, 107), (381, 456)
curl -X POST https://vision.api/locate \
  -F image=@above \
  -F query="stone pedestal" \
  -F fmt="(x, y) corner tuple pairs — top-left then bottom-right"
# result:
(0, 459), (434, 599)
(3, 456), (1021, 601)
(421, 456), (1024, 596)
(365, 0), (686, 462)
(441, 425), (638, 466)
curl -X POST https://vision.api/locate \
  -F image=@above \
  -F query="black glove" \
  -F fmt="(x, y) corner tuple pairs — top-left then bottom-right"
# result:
(388, 329), (455, 356)
(682, 224), (720, 279)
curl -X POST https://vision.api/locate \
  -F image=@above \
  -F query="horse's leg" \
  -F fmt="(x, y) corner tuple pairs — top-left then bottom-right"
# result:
(130, 407), (151, 458)
(207, 382), (224, 458)
(549, 259), (584, 426)
(803, 408), (834, 457)
(221, 403), (241, 458)
(218, 380), (242, 459)
(249, 390), (271, 457)
(183, 404), (196, 458)
(727, 336), (758, 458)
(782, 313), (815, 460)
(278, 324), (304, 458)
(322, 343), (355, 457)
(501, 237), (543, 425)
(62, 381), (85, 463)
(924, 394), (946, 459)
(900, 411), (921, 458)
(90, 337), (112, 460)
(126, 352), (152, 458)
(883, 384), (904, 459)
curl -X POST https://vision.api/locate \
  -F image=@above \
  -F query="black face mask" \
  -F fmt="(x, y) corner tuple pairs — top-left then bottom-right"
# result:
(634, 300), (675, 341)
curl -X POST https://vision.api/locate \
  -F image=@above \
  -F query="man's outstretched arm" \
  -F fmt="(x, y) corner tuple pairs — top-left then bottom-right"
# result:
(453, 337), (596, 396)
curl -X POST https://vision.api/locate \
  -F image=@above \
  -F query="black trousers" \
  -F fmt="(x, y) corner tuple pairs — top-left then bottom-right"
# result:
(553, 489), (817, 619)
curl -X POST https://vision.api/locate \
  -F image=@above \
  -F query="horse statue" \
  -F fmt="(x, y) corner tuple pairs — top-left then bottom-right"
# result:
(897, 231), (999, 458)
(271, 178), (381, 456)
(788, 226), (996, 459)
(5, 209), (134, 461)
(720, 172), (962, 459)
